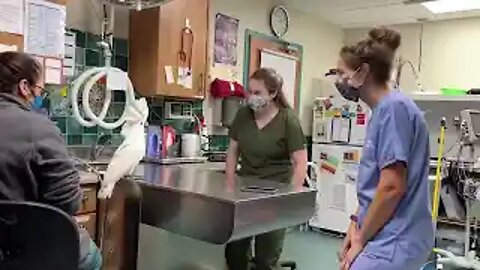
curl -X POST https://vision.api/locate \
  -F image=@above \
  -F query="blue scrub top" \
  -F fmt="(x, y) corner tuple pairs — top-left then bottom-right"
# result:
(357, 91), (434, 261)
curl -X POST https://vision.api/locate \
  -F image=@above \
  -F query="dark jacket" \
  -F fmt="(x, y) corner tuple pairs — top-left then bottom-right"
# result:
(0, 93), (90, 259)
(0, 93), (81, 211)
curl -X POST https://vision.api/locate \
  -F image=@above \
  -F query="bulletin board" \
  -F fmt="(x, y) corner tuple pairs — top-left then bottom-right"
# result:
(0, 0), (67, 53)
(243, 29), (303, 112)
(0, 0), (68, 84)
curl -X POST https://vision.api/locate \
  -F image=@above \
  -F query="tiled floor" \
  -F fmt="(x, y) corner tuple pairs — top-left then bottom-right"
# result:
(282, 229), (342, 269)
(138, 225), (343, 270)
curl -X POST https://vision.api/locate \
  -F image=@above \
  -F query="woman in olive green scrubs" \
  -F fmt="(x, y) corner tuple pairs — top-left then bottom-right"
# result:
(225, 68), (308, 270)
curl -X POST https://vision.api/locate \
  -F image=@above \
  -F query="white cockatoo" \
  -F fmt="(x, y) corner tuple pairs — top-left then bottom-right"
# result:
(97, 98), (149, 199)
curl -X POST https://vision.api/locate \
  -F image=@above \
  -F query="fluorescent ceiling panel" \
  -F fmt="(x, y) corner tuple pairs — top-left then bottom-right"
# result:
(422, 0), (480, 14)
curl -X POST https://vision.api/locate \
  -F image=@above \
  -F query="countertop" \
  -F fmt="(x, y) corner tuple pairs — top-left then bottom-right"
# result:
(135, 162), (316, 244)
(77, 160), (226, 185)
(75, 160), (315, 244)
(79, 171), (100, 185)
(135, 162), (308, 202)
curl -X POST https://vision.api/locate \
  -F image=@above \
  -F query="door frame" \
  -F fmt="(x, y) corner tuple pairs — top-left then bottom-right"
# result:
(243, 29), (304, 113)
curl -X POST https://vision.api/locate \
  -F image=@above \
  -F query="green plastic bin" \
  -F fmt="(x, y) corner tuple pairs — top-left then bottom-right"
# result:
(441, 88), (467, 96)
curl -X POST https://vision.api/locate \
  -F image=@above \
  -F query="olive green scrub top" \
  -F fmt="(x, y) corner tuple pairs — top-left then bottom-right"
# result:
(229, 106), (306, 183)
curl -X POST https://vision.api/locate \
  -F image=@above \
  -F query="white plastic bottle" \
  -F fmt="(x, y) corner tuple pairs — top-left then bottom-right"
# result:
(200, 118), (209, 153)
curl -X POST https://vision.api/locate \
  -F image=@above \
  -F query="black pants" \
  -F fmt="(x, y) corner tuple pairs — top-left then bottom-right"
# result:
(225, 229), (286, 270)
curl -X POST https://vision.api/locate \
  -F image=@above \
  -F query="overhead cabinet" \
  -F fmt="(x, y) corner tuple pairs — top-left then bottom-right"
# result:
(129, 0), (209, 99)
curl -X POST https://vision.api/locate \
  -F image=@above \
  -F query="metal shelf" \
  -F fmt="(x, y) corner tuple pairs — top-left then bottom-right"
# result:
(438, 217), (480, 228)
(411, 94), (480, 102)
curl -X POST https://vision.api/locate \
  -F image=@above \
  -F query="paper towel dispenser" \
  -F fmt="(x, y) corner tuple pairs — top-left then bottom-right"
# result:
(222, 97), (243, 128)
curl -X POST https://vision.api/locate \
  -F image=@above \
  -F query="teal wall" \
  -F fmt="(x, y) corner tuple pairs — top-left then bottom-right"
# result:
(45, 29), (311, 155)
(46, 28), (228, 151)
(47, 29), (129, 146)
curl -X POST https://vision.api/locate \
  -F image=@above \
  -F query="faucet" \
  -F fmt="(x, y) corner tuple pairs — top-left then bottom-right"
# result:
(90, 134), (113, 161)
(394, 57), (423, 92)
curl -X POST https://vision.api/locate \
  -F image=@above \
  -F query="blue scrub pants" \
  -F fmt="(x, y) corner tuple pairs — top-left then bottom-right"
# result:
(79, 239), (102, 270)
(350, 242), (430, 270)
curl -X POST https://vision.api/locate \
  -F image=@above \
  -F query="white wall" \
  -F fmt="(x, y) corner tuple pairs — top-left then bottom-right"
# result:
(65, 0), (344, 135)
(207, 0), (344, 135)
(65, 0), (129, 38)
(344, 17), (480, 93)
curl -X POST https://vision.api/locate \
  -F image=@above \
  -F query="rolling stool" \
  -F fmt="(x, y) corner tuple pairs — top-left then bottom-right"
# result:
(249, 163), (318, 270)
(420, 261), (436, 270)
(0, 201), (79, 270)
(280, 261), (297, 269)
(250, 261), (297, 270)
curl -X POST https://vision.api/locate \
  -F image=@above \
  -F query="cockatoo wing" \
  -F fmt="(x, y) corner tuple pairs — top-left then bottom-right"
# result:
(97, 97), (147, 199)
(97, 135), (145, 199)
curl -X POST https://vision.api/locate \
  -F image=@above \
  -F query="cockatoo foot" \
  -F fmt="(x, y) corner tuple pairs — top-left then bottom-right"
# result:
(98, 184), (115, 199)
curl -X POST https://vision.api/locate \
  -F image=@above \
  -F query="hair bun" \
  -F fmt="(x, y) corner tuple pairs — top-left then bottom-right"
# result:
(368, 27), (401, 52)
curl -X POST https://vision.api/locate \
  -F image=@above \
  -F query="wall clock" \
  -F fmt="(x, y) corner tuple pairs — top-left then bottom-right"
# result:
(270, 6), (290, 38)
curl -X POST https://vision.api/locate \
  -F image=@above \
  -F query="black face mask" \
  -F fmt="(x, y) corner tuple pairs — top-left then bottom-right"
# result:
(335, 80), (360, 102)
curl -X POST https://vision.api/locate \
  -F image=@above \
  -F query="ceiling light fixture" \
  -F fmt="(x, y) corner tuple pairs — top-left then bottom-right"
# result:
(421, 0), (480, 14)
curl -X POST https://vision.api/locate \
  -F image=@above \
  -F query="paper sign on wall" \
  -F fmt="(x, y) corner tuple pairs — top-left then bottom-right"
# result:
(328, 183), (347, 211)
(0, 0), (24, 35)
(164, 66), (175, 84)
(63, 31), (76, 78)
(332, 117), (350, 143)
(0, 44), (17, 53)
(45, 67), (61, 84)
(320, 153), (339, 175)
(25, 0), (66, 57)
(178, 67), (192, 89)
(357, 113), (366, 125)
(44, 57), (62, 84)
(343, 150), (360, 164)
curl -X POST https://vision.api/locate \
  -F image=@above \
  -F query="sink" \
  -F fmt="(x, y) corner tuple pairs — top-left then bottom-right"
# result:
(88, 162), (109, 172)
(74, 159), (109, 174)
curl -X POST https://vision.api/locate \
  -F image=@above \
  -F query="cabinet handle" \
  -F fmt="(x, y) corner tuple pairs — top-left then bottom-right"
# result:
(203, 73), (208, 94)
(199, 73), (204, 94)
(82, 194), (88, 206)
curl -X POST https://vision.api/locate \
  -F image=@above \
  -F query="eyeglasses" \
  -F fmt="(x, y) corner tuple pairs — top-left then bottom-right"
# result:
(33, 84), (45, 92)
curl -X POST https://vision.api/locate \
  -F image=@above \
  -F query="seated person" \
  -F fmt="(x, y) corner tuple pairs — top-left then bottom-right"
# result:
(0, 52), (102, 270)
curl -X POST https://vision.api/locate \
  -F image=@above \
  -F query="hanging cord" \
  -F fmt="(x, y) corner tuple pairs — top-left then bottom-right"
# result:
(87, 0), (114, 56)
(178, 21), (194, 71)
(102, 4), (114, 55)
(418, 22), (424, 73)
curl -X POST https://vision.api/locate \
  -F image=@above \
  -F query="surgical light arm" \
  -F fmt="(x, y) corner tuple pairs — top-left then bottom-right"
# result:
(70, 4), (141, 130)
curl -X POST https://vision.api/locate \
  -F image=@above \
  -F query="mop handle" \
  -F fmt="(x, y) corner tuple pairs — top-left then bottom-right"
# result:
(432, 118), (446, 221)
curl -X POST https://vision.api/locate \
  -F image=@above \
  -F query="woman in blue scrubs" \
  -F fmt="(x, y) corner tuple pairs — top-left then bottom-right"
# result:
(336, 28), (434, 270)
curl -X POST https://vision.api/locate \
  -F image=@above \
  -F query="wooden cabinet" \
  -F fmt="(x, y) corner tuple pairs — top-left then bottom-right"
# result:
(75, 183), (99, 240)
(77, 186), (97, 214)
(129, 0), (209, 99)
(75, 213), (97, 239)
